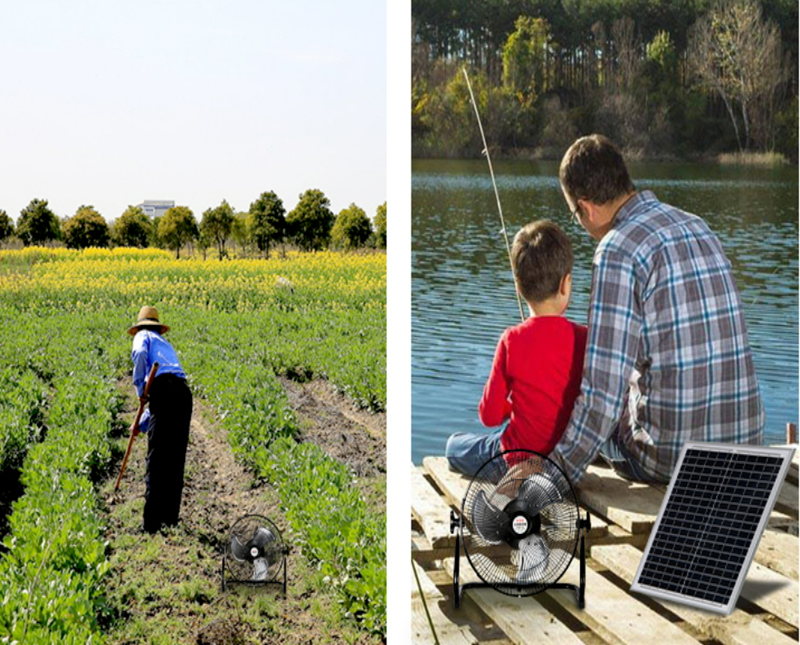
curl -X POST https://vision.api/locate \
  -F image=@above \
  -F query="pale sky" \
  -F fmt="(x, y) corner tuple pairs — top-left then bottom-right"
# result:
(0, 0), (386, 223)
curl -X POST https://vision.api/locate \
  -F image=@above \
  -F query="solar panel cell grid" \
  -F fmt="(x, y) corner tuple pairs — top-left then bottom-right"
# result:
(632, 444), (791, 613)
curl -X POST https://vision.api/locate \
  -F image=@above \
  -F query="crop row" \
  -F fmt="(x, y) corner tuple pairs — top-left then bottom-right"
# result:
(181, 315), (387, 635)
(0, 369), (48, 477)
(233, 436), (386, 636)
(0, 374), (119, 643)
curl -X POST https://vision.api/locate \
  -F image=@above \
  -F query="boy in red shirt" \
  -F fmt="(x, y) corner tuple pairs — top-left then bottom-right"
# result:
(445, 220), (587, 476)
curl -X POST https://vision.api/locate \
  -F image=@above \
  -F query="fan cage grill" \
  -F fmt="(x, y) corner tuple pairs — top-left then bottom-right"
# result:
(225, 514), (286, 584)
(461, 450), (580, 595)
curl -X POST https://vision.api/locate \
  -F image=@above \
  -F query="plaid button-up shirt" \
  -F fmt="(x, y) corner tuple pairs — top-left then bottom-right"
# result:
(554, 191), (764, 484)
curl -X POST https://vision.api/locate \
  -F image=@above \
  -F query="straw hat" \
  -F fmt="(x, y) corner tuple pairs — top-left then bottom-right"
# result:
(127, 305), (171, 336)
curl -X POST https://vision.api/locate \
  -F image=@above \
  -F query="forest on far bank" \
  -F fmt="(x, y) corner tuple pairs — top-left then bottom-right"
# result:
(412, 0), (798, 163)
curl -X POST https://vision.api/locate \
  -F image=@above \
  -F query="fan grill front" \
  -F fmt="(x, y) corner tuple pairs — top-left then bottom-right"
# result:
(225, 514), (285, 584)
(461, 450), (580, 595)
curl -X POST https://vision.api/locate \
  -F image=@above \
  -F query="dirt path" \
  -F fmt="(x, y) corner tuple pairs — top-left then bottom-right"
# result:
(100, 377), (384, 645)
(280, 377), (386, 478)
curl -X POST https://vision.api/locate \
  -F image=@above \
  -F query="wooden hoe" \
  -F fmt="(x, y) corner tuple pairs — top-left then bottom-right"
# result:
(110, 362), (159, 503)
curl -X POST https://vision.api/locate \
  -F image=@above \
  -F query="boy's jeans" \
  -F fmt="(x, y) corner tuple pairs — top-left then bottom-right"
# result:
(445, 428), (504, 477)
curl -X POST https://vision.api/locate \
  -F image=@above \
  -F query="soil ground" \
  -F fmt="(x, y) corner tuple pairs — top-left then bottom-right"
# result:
(99, 377), (386, 645)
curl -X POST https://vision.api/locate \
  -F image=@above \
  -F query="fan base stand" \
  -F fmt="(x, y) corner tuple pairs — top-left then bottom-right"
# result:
(454, 516), (588, 609)
(221, 558), (288, 596)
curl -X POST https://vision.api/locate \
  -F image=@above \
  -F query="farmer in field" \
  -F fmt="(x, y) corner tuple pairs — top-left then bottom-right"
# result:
(128, 306), (193, 534)
(446, 220), (587, 476)
(553, 134), (764, 485)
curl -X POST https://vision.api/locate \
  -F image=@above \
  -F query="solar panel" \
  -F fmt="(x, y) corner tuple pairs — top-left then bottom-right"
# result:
(630, 442), (794, 615)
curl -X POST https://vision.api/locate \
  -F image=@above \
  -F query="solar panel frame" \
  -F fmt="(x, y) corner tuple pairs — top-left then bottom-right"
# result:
(630, 442), (794, 615)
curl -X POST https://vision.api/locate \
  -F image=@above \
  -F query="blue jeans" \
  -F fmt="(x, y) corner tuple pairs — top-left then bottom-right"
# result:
(598, 432), (653, 483)
(445, 428), (504, 477)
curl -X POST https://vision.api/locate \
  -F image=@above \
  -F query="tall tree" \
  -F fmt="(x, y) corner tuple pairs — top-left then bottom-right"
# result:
(248, 191), (286, 258)
(200, 200), (235, 260)
(230, 212), (250, 255)
(17, 199), (60, 246)
(373, 202), (387, 249)
(0, 210), (13, 242)
(502, 16), (551, 104)
(112, 206), (152, 248)
(158, 206), (198, 259)
(331, 203), (372, 250)
(688, 0), (787, 152)
(62, 205), (110, 249)
(286, 189), (335, 252)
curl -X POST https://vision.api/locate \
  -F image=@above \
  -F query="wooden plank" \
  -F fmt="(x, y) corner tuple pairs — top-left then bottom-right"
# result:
(576, 465), (665, 534)
(549, 558), (700, 645)
(586, 524), (649, 554)
(412, 561), (444, 601)
(774, 480), (798, 519)
(755, 530), (799, 580)
(741, 561), (798, 627)
(424, 456), (609, 539)
(767, 510), (796, 530)
(423, 457), (471, 509)
(412, 598), (477, 645)
(412, 463), (456, 548)
(440, 560), (583, 645)
(593, 544), (795, 645)
(412, 563), (477, 644)
(444, 557), (699, 645)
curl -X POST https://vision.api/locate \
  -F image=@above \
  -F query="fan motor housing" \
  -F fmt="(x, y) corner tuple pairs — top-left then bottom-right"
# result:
(505, 498), (541, 546)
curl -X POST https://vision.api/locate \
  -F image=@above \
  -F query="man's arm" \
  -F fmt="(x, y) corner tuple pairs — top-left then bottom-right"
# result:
(478, 333), (512, 426)
(131, 332), (150, 397)
(553, 248), (643, 483)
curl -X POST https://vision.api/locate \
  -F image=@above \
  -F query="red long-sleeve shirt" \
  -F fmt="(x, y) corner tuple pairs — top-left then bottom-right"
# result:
(479, 316), (587, 455)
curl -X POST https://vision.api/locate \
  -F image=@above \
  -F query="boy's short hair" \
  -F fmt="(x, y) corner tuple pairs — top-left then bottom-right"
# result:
(559, 134), (635, 205)
(512, 220), (572, 304)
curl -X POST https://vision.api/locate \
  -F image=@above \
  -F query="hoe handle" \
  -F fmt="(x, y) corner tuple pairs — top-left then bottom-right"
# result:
(114, 362), (159, 492)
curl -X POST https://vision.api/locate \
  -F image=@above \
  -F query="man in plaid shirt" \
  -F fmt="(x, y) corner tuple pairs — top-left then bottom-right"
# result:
(553, 135), (764, 484)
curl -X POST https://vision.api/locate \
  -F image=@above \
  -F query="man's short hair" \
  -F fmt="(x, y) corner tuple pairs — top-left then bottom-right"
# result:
(559, 134), (635, 205)
(512, 220), (573, 304)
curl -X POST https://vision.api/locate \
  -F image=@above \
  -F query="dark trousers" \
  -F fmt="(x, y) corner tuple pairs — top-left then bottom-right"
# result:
(143, 374), (192, 533)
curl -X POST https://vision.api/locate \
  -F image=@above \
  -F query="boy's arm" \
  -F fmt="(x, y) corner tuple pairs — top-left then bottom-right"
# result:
(478, 333), (512, 426)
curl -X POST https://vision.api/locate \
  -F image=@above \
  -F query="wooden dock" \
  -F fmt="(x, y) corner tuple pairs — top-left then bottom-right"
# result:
(411, 452), (799, 645)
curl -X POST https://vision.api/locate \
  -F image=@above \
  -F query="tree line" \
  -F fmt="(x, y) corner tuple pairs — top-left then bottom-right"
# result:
(412, 0), (798, 161)
(0, 190), (387, 259)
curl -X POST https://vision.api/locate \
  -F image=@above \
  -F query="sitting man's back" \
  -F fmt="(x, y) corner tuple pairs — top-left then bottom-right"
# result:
(554, 135), (764, 484)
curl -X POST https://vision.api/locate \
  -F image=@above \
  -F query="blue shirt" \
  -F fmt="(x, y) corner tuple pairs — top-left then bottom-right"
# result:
(131, 329), (186, 432)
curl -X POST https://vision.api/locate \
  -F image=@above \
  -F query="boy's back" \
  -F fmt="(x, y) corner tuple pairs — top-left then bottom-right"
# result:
(480, 316), (586, 455)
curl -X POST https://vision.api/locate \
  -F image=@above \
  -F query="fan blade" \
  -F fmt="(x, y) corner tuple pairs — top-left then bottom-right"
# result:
(471, 490), (509, 544)
(471, 553), (512, 584)
(231, 535), (249, 562)
(252, 526), (275, 548)
(514, 534), (550, 584)
(517, 473), (563, 515)
(252, 557), (269, 581)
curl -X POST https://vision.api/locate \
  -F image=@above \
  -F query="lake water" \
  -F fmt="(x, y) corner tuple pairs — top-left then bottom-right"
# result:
(411, 159), (798, 464)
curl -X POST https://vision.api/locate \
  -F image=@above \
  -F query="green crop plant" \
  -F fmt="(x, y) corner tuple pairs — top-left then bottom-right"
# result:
(0, 247), (386, 640)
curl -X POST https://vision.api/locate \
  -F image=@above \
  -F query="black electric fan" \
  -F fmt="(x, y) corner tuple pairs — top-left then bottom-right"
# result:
(222, 514), (289, 593)
(449, 450), (591, 607)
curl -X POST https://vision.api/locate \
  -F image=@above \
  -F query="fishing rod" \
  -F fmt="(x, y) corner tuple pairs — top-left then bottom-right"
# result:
(462, 67), (526, 323)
